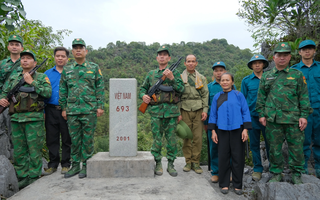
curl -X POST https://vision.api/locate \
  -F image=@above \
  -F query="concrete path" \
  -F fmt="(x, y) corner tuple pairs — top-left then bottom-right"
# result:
(9, 157), (246, 200)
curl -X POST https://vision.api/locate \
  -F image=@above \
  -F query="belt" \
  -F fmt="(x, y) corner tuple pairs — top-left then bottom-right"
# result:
(46, 104), (62, 111)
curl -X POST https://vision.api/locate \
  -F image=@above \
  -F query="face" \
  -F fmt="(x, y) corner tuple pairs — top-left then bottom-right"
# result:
(213, 66), (226, 81)
(54, 50), (68, 67)
(156, 51), (171, 65)
(273, 52), (291, 68)
(72, 45), (87, 59)
(7, 41), (23, 55)
(220, 74), (234, 91)
(299, 47), (316, 60)
(21, 55), (37, 70)
(184, 55), (198, 72)
(251, 60), (264, 73)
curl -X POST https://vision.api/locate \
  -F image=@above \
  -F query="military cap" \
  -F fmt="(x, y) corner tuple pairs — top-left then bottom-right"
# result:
(274, 42), (291, 54)
(212, 61), (226, 70)
(157, 45), (171, 56)
(72, 38), (86, 47)
(176, 120), (193, 139)
(247, 55), (269, 69)
(299, 40), (316, 49)
(8, 34), (23, 44)
(20, 50), (37, 61)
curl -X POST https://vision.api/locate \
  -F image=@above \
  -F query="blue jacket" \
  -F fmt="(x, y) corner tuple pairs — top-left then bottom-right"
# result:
(241, 72), (261, 117)
(208, 90), (252, 131)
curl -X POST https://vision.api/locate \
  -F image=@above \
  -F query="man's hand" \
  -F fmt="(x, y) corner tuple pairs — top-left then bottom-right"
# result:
(259, 117), (266, 126)
(97, 108), (104, 117)
(62, 110), (67, 120)
(201, 112), (207, 121)
(212, 130), (218, 144)
(142, 95), (151, 104)
(0, 99), (10, 107)
(163, 69), (174, 80)
(24, 73), (34, 85)
(177, 115), (182, 123)
(299, 118), (308, 131)
(242, 129), (248, 142)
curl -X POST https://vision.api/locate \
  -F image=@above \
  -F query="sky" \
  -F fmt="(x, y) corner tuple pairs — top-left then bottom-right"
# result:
(22, 0), (255, 50)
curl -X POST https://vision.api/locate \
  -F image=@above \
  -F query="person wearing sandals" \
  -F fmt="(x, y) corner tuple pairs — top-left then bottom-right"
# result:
(208, 73), (251, 195)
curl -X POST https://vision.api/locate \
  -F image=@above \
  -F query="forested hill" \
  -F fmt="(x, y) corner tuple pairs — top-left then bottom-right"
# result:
(85, 38), (253, 88)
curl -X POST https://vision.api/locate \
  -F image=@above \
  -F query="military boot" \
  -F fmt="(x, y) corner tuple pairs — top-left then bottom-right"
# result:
(43, 167), (57, 175)
(292, 174), (303, 184)
(252, 172), (262, 181)
(64, 162), (80, 178)
(28, 177), (38, 185)
(167, 161), (178, 177)
(183, 163), (191, 172)
(79, 163), (87, 179)
(191, 163), (203, 174)
(269, 173), (282, 183)
(18, 177), (29, 190)
(155, 161), (163, 176)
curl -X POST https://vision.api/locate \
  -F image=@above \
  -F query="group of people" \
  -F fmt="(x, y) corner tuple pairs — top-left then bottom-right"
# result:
(140, 40), (319, 195)
(0, 35), (105, 189)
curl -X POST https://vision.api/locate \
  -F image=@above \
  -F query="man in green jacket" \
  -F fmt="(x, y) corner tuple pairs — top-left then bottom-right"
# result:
(0, 50), (52, 189)
(139, 45), (184, 177)
(178, 54), (208, 174)
(256, 42), (313, 184)
(59, 38), (105, 179)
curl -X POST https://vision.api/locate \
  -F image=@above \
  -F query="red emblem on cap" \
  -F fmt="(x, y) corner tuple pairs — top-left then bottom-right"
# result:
(281, 43), (285, 47)
(162, 46), (165, 48)
(13, 36), (16, 38)
(77, 38), (80, 41)
(217, 62), (220, 64)
(255, 56), (259, 58)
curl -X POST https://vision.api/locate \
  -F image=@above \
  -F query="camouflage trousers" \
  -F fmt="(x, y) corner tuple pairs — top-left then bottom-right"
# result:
(151, 117), (178, 162)
(266, 121), (305, 175)
(67, 114), (97, 164)
(11, 120), (44, 179)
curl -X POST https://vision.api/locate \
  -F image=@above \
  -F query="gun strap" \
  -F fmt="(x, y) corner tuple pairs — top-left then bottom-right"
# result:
(4, 60), (20, 85)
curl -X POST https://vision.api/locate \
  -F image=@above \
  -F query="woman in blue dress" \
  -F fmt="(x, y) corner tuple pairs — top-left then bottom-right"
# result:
(208, 73), (251, 195)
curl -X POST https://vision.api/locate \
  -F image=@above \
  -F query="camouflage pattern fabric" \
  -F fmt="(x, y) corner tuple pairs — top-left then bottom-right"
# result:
(139, 67), (184, 118)
(256, 66), (312, 123)
(59, 60), (105, 115)
(0, 58), (22, 95)
(67, 114), (97, 163)
(151, 116), (178, 162)
(266, 121), (305, 175)
(11, 121), (45, 179)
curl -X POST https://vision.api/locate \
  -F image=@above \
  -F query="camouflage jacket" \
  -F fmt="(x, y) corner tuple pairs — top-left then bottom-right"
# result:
(0, 72), (52, 122)
(139, 66), (185, 118)
(59, 60), (105, 115)
(0, 57), (22, 95)
(256, 66), (312, 124)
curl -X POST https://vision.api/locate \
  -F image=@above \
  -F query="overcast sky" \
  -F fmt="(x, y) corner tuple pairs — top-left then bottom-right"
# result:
(23, 0), (255, 50)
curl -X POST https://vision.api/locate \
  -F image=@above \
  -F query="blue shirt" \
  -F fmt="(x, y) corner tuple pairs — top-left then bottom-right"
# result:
(44, 66), (61, 105)
(208, 90), (252, 131)
(241, 72), (261, 117)
(291, 60), (320, 108)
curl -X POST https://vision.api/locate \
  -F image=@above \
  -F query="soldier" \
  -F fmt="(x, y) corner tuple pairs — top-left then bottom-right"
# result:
(43, 47), (71, 175)
(0, 50), (52, 189)
(178, 54), (208, 174)
(291, 40), (320, 178)
(256, 42), (313, 184)
(241, 55), (270, 181)
(59, 38), (105, 179)
(0, 35), (24, 161)
(139, 45), (184, 177)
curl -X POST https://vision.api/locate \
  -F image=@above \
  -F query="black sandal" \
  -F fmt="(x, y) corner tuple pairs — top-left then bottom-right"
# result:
(234, 188), (243, 195)
(220, 188), (229, 194)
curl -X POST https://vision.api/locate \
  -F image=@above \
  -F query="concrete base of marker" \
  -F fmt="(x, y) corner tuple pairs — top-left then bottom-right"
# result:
(87, 151), (154, 178)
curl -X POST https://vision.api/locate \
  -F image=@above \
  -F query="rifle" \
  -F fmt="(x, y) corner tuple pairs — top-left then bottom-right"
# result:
(139, 57), (183, 114)
(0, 58), (48, 114)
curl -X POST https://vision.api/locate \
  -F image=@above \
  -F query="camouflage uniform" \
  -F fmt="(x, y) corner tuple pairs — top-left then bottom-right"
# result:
(139, 67), (184, 162)
(256, 65), (312, 175)
(59, 60), (105, 165)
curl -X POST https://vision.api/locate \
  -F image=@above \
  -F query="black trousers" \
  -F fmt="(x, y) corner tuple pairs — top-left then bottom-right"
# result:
(217, 127), (245, 189)
(45, 105), (71, 168)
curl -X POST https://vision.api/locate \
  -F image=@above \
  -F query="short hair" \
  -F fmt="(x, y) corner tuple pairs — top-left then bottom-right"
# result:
(185, 54), (197, 62)
(54, 47), (69, 57)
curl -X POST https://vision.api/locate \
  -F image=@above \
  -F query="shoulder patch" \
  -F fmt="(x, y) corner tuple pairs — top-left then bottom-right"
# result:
(45, 77), (51, 84)
(303, 76), (307, 84)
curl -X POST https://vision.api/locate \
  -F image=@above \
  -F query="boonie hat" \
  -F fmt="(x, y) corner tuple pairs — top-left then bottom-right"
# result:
(247, 55), (269, 69)
(212, 61), (226, 70)
(8, 35), (23, 45)
(72, 38), (86, 47)
(157, 45), (171, 56)
(20, 50), (36, 61)
(274, 42), (291, 54)
(176, 120), (193, 139)
(299, 40), (316, 49)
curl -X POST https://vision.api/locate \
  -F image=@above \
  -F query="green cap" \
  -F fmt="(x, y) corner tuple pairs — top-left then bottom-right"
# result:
(8, 34), (23, 44)
(157, 45), (171, 56)
(274, 42), (291, 53)
(20, 50), (37, 61)
(176, 121), (193, 139)
(72, 38), (86, 47)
